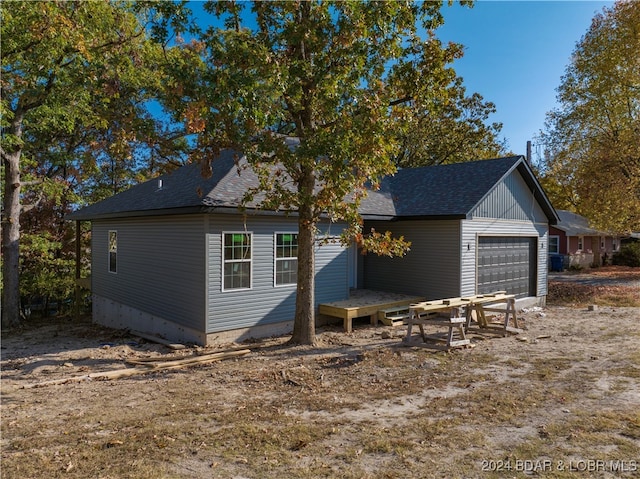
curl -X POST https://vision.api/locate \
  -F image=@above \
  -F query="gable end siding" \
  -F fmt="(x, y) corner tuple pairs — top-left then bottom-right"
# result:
(206, 215), (349, 333)
(92, 215), (206, 331)
(471, 169), (547, 223)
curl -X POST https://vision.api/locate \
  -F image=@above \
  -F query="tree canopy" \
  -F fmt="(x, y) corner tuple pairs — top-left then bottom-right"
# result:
(2, 0), (508, 342)
(165, 1), (502, 344)
(1, 1), (189, 327)
(396, 77), (505, 168)
(537, 0), (640, 234)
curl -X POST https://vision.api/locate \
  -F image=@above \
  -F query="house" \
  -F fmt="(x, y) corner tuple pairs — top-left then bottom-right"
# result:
(549, 210), (622, 269)
(358, 156), (558, 301)
(67, 152), (558, 345)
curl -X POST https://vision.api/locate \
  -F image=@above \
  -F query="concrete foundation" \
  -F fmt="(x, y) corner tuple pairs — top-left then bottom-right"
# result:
(92, 294), (206, 345)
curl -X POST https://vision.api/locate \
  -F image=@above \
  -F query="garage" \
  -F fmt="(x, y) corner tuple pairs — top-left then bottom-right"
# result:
(477, 236), (537, 297)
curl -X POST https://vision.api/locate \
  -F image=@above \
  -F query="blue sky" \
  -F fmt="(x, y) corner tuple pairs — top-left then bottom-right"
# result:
(437, 0), (613, 157)
(186, 1), (612, 160)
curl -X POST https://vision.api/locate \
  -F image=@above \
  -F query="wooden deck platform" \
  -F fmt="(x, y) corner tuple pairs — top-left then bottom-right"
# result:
(319, 290), (425, 333)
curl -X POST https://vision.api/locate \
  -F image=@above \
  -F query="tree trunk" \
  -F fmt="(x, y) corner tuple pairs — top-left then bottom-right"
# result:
(289, 169), (316, 345)
(2, 148), (22, 329)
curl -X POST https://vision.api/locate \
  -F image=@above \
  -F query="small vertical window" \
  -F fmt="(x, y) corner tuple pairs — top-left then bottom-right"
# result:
(108, 231), (117, 273)
(549, 236), (560, 254)
(578, 236), (583, 251)
(275, 233), (298, 286)
(223, 233), (252, 290)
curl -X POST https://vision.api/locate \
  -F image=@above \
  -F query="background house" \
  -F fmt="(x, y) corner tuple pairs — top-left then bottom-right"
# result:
(549, 210), (621, 270)
(68, 153), (558, 345)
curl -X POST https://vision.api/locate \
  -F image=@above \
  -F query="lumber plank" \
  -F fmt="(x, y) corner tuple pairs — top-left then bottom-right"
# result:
(22, 349), (250, 388)
(447, 339), (471, 347)
(127, 349), (250, 369)
(20, 375), (94, 388)
(131, 330), (187, 350)
(402, 340), (459, 351)
(386, 315), (409, 321)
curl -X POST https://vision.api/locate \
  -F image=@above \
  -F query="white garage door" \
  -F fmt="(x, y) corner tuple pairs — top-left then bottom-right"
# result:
(477, 237), (536, 297)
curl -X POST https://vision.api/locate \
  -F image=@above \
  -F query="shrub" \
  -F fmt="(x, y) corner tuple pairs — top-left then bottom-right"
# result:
(20, 233), (76, 318)
(612, 242), (640, 267)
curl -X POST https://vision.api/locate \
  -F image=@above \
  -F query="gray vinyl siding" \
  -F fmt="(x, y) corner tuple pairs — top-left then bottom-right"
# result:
(471, 169), (548, 223)
(363, 220), (461, 299)
(92, 215), (206, 331)
(464, 169), (549, 298)
(461, 219), (548, 297)
(206, 215), (348, 333)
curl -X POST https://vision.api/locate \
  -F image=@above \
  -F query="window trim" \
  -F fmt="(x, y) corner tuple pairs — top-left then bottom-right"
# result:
(548, 235), (560, 254)
(221, 231), (253, 292)
(274, 232), (299, 287)
(577, 236), (584, 251)
(108, 230), (117, 274)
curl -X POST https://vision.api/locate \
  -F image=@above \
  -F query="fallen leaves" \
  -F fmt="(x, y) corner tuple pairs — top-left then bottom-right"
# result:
(547, 281), (640, 307)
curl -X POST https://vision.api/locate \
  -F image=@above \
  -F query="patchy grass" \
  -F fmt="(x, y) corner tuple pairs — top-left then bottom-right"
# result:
(503, 410), (640, 479)
(2, 303), (640, 478)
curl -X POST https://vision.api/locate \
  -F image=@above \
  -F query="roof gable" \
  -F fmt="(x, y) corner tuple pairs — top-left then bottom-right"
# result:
(360, 156), (558, 223)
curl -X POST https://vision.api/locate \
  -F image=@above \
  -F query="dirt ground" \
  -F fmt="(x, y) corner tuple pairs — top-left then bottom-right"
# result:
(1, 270), (639, 478)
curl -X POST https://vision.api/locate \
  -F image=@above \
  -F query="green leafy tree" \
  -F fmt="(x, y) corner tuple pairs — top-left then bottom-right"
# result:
(1, 1), (189, 328)
(167, 1), (478, 345)
(19, 232), (77, 318)
(396, 77), (506, 167)
(538, 0), (640, 234)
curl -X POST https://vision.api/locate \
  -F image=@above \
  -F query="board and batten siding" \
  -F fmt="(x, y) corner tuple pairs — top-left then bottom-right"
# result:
(363, 220), (461, 299)
(92, 215), (206, 332)
(470, 168), (548, 224)
(206, 215), (349, 333)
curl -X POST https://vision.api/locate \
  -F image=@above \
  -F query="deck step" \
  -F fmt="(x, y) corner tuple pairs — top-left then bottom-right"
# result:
(378, 306), (411, 327)
(379, 314), (409, 326)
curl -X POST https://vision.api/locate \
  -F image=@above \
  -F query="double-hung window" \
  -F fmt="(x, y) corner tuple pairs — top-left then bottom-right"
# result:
(108, 231), (117, 273)
(548, 235), (560, 254)
(223, 232), (252, 290)
(275, 233), (298, 286)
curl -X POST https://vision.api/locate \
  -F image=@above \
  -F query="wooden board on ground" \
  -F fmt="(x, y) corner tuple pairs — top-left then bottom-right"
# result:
(131, 330), (187, 350)
(22, 349), (251, 388)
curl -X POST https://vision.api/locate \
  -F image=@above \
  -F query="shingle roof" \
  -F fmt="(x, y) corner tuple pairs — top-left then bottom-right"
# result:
(67, 149), (255, 220)
(554, 210), (606, 236)
(67, 152), (557, 224)
(360, 156), (524, 218)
